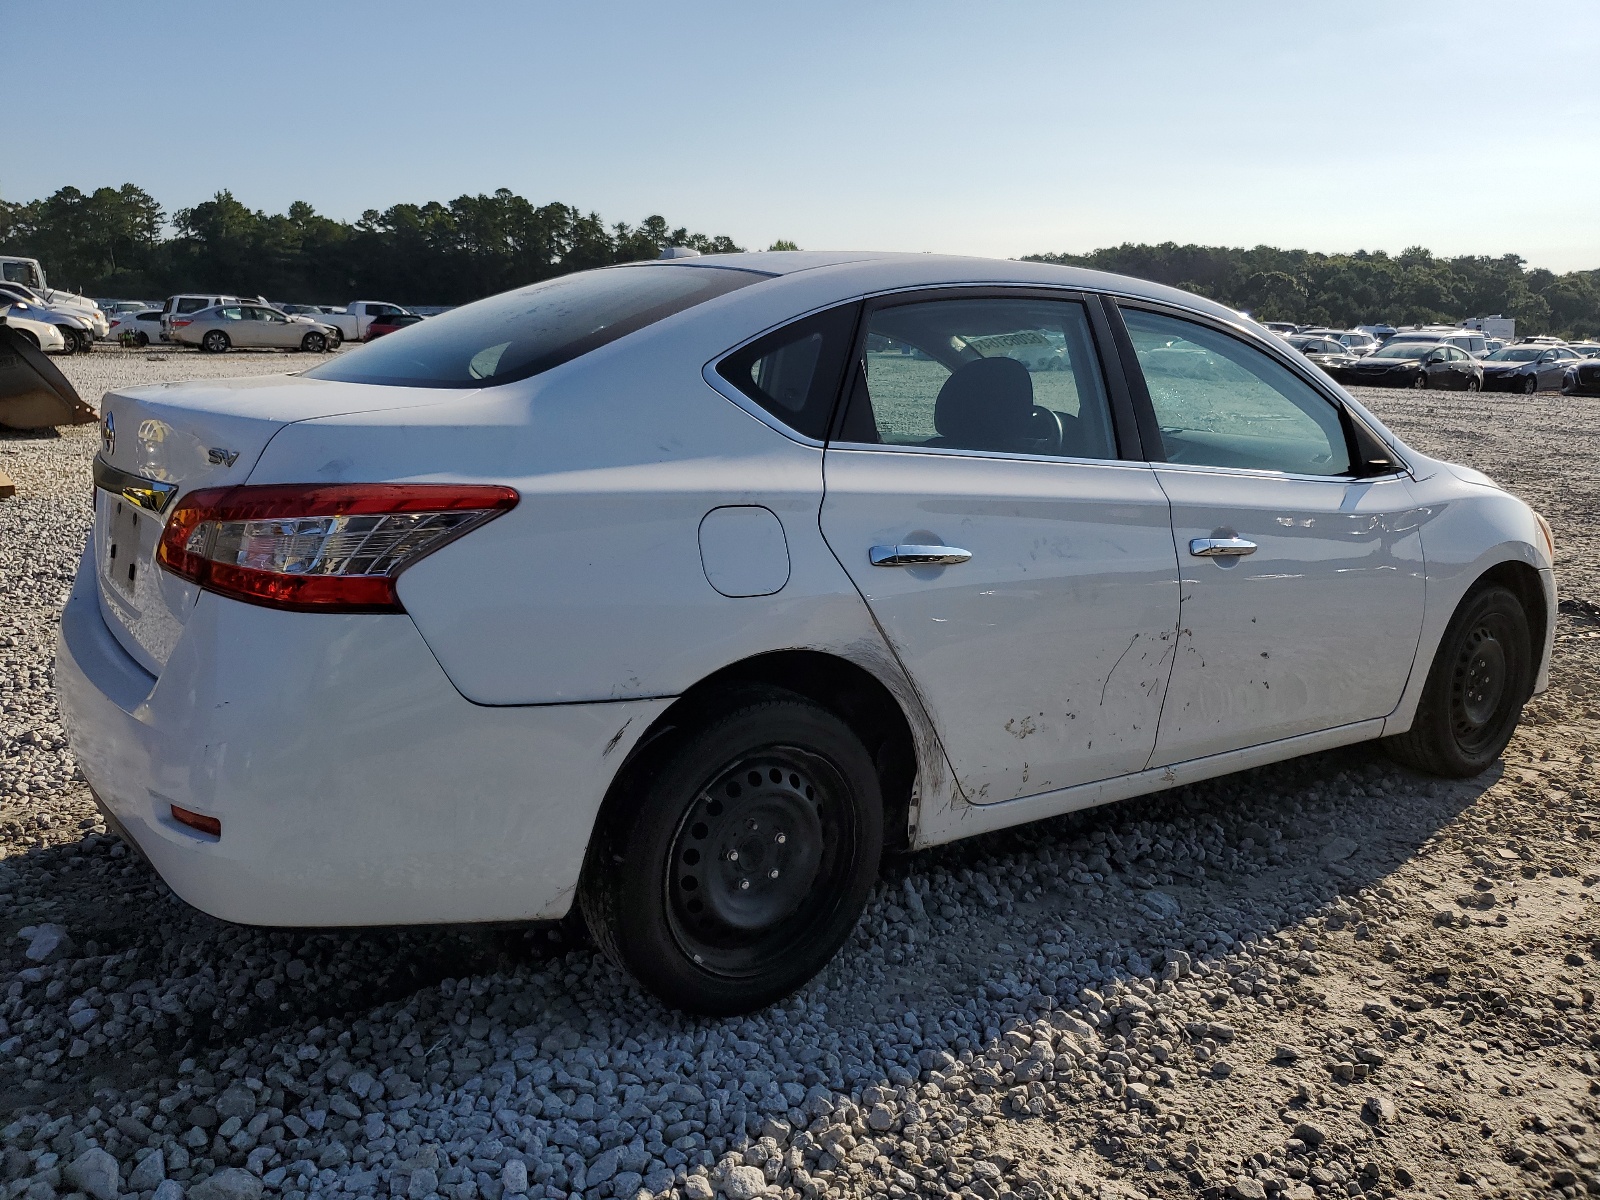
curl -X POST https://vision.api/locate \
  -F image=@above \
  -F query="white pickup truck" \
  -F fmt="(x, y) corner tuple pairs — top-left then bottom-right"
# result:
(318, 301), (415, 343)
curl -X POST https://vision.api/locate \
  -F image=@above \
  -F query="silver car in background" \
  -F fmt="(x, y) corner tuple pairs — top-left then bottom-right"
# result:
(169, 303), (341, 353)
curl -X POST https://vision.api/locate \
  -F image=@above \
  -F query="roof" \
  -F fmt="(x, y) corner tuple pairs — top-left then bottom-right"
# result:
(660, 250), (1251, 330)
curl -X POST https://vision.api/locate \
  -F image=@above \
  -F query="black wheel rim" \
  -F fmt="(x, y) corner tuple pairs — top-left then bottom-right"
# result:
(665, 746), (857, 979)
(1450, 615), (1514, 755)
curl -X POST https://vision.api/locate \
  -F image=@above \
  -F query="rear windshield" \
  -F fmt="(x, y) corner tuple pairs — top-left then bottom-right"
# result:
(303, 264), (766, 389)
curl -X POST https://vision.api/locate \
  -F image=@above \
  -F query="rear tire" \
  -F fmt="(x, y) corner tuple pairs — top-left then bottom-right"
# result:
(579, 687), (883, 1015)
(1384, 584), (1532, 778)
(134, 332), (150, 348)
(300, 331), (326, 353)
(202, 330), (230, 354)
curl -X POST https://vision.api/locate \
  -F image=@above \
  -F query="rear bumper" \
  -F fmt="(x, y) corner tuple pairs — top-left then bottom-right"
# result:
(57, 539), (669, 927)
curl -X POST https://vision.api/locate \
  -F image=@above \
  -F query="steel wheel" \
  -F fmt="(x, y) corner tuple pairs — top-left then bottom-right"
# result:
(666, 748), (846, 979)
(1384, 584), (1531, 778)
(580, 687), (883, 1015)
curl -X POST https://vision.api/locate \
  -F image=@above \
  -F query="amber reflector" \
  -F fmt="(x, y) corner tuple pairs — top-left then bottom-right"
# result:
(170, 804), (221, 838)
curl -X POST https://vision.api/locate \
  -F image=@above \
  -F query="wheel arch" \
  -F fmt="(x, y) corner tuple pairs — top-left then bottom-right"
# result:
(1386, 549), (1553, 737)
(594, 648), (926, 860)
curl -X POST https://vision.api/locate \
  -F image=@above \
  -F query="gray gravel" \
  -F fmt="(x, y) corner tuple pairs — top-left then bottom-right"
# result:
(2, 350), (1599, 1200)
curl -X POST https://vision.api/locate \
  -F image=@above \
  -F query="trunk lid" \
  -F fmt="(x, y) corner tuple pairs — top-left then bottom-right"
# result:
(92, 373), (476, 674)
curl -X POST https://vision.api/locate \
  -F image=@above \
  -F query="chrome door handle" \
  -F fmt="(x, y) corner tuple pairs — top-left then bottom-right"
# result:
(1189, 537), (1257, 558)
(869, 544), (973, 568)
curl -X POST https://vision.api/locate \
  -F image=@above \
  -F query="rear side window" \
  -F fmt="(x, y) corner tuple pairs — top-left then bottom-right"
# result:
(715, 304), (860, 441)
(305, 265), (765, 389)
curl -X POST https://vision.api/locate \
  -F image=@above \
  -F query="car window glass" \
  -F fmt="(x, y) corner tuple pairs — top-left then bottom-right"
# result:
(262, 309), (286, 323)
(1121, 307), (1351, 476)
(178, 298), (206, 313)
(306, 265), (763, 389)
(837, 296), (1117, 460)
(219, 307), (243, 321)
(715, 303), (859, 441)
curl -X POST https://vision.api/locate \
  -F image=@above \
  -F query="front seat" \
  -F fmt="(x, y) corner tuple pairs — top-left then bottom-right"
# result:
(929, 356), (1061, 455)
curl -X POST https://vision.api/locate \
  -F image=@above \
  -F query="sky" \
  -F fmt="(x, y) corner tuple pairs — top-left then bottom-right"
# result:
(10, 0), (1600, 271)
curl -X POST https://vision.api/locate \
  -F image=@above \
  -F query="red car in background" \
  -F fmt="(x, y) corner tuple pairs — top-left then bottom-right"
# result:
(366, 313), (424, 339)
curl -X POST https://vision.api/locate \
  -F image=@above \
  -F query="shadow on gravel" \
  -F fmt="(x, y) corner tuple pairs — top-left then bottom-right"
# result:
(2, 738), (1491, 1123)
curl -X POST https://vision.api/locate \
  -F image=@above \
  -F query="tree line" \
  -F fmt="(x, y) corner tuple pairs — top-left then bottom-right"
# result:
(0, 184), (747, 306)
(1024, 243), (1600, 338)
(4, 184), (1598, 336)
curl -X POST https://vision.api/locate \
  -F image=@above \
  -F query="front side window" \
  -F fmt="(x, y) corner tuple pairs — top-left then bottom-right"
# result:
(835, 296), (1118, 460)
(305, 264), (764, 389)
(1121, 308), (1350, 476)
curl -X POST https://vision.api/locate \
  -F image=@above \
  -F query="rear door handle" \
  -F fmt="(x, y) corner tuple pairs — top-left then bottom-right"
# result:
(1189, 537), (1257, 558)
(869, 544), (972, 567)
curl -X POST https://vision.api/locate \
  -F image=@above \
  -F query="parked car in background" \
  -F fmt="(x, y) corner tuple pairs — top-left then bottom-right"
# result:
(0, 289), (99, 353)
(0, 256), (111, 343)
(1299, 328), (1379, 356)
(55, 252), (1555, 1014)
(169, 303), (341, 353)
(1385, 329), (1489, 358)
(107, 309), (166, 347)
(1566, 343), (1600, 359)
(1262, 321), (1301, 335)
(1285, 334), (1361, 373)
(1480, 344), (1582, 394)
(315, 300), (416, 343)
(1563, 357), (1600, 396)
(97, 300), (156, 316)
(1355, 323), (1397, 343)
(0, 281), (106, 352)
(1339, 341), (1482, 389)
(366, 312), (424, 339)
(161, 294), (245, 339)
(0, 305), (69, 354)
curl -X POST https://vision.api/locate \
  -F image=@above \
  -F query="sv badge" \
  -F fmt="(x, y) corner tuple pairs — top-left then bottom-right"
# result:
(208, 447), (240, 467)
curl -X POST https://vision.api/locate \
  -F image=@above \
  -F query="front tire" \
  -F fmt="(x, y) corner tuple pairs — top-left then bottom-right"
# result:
(202, 330), (230, 354)
(1384, 584), (1532, 778)
(300, 331), (326, 353)
(1412, 372), (1428, 389)
(1466, 377), (1480, 392)
(55, 329), (78, 355)
(580, 688), (884, 1015)
(1522, 375), (1537, 395)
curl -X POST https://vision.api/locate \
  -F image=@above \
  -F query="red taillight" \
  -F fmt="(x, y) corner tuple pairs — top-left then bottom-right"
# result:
(156, 483), (519, 613)
(171, 805), (221, 838)
(170, 319), (192, 328)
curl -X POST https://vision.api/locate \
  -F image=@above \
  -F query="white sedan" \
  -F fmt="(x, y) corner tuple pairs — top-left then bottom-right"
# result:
(57, 253), (1556, 1014)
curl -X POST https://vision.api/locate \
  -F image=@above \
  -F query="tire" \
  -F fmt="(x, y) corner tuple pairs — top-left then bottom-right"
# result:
(202, 330), (230, 354)
(326, 328), (342, 349)
(134, 332), (150, 348)
(1522, 375), (1537, 395)
(1466, 377), (1480, 392)
(55, 329), (78, 355)
(1412, 372), (1428, 389)
(300, 331), (326, 353)
(579, 687), (884, 1015)
(1384, 584), (1532, 778)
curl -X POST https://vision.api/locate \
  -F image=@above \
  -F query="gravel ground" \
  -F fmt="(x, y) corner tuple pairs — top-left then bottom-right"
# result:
(2, 348), (1599, 1200)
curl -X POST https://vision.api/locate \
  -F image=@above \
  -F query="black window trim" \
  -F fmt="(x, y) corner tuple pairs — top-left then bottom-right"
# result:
(825, 284), (1146, 465)
(1106, 294), (1410, 482)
